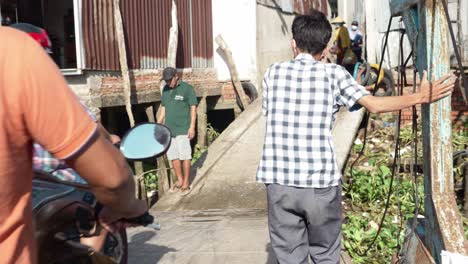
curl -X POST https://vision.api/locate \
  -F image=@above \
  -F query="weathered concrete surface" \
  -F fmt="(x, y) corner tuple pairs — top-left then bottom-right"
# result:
(154, 99), (266, 211)
(144, 97), (363, 263)
(332, 108), (366, 172)
(127, 209), (352, 264)
(127, 209), (275, 264)
(154, 99), (365, 212)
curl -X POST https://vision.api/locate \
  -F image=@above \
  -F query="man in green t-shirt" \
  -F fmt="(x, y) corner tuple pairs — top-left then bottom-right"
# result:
(158, 67), (198, 195)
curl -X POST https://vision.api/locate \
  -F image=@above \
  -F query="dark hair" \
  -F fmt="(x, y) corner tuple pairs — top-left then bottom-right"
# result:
(292, 11), (332, 55)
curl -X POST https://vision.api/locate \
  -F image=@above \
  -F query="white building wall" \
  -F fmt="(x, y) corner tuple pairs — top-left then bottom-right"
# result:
(256, 4), (296, 91)
(341, 0), (412, 68)
(349, 0), (468, 67)
(212, 0), (257, 84)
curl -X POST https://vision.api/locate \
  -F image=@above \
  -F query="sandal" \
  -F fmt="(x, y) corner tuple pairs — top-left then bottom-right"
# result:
(169, 183), (182, 193)
(179, 186), (192, 196)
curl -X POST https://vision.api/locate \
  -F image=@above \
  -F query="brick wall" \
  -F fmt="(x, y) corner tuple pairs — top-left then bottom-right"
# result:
(220, 82), (237, 101)
(85, 68), (240, 107)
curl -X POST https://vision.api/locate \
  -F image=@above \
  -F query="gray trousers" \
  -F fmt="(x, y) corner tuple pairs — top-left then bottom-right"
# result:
(266, 184), (342, 264)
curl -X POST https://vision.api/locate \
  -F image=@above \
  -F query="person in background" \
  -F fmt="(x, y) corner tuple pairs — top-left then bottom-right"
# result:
(349, 20), (364, 62)
(330, 16), (351, 65)
(157, 67), (198, 196)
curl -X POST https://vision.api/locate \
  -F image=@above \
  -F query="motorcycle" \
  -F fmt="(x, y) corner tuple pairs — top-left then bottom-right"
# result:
(32, 123), (172, 263)
(353, 61), (395, 96)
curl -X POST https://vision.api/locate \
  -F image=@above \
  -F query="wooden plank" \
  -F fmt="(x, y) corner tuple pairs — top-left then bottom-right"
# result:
(113, 0), (135, 127)
(215, 35), (250, 110)
(197, 92), (208, 148)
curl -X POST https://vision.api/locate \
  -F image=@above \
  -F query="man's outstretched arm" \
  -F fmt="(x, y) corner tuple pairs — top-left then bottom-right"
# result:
(358, 71), (456, 113)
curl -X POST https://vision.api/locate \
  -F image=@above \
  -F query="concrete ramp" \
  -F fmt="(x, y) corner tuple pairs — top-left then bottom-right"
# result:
(154, 99), (266, 211)
(153, 99), (366, 212)
(143, 99), (363, 263)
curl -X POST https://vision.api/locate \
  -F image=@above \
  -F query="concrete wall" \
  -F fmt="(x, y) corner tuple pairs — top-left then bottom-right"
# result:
(256, 4), (295, 91)
(212, 0), (257, 84)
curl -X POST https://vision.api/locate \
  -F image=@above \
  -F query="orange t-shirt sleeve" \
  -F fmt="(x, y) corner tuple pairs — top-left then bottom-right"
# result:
(17, 30), (97, 159)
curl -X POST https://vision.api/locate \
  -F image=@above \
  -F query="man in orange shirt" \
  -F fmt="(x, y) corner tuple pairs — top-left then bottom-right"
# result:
(0, 27), (147, 263)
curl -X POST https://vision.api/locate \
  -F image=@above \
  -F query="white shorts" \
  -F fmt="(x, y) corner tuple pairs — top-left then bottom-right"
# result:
(167, 135), (192, 161)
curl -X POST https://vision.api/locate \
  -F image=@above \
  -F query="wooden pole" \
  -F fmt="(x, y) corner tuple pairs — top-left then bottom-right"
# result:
(146, 105), (170, 196)
(156, 0), (178, 195)
(113, 0), (135, 128)
(197, 92), (208, 148)
(215, 34), (250, 110)
(113, 0), (145, 199)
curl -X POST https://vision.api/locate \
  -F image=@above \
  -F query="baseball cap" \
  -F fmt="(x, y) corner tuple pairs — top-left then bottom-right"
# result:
(162, 67), (177, 82)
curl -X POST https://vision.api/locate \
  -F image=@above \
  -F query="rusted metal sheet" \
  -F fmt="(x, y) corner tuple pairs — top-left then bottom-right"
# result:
(121, 0), (171, 69)
(392, 0), (468, 261)
(82, 0), (119, 70)
(393, 0), (468, 261)
(402, 218), (436, 264)
(421, 0), (468, 261)
(192, 0), (213, 68)
(256, 0), (328, 15)
(176, 0), (192, 68)
(82, 0), (213, 70)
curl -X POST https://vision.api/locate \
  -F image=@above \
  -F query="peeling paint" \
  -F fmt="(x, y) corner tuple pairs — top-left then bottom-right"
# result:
(396, 0), (468, 260)
(256, 0), (328, 15)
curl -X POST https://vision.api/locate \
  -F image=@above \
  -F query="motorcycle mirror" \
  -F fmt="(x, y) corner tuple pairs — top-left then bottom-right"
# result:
(120, 123), (172, 160)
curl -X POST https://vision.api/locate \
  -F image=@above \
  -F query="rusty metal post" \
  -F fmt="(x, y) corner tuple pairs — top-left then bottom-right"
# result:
(420, 0), (468, 261)
(391, 0), (468, 261)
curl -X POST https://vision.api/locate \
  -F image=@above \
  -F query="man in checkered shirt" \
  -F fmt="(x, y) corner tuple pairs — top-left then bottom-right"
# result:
(257, 11), (456, 264)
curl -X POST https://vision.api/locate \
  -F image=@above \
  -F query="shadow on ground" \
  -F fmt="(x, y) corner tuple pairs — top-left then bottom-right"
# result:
(127, 230), (176, 264)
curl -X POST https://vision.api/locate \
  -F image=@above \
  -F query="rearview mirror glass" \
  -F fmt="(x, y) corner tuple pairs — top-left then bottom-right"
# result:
(120, 123), (172, 160)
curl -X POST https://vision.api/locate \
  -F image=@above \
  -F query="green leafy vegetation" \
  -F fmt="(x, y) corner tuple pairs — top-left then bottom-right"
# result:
(191, 123), (220, 165)
(342, 118), (466, 263)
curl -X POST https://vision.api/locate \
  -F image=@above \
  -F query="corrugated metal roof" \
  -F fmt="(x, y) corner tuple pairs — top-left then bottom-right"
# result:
(176, 0), (192, 68)
(121, 0), (171, 69)
(83, 0), (119, 70)
(82, 0), (213, 71)
(192, 0), (214, 68)
(257, 0), (329, 15)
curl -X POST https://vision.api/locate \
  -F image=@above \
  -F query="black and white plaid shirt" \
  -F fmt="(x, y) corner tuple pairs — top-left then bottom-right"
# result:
(256, 53), (369, 188)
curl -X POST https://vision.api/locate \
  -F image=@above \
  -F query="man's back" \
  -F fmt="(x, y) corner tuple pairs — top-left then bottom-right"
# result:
(0, 28), (97, 263)
(257, 54), (368, 188)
